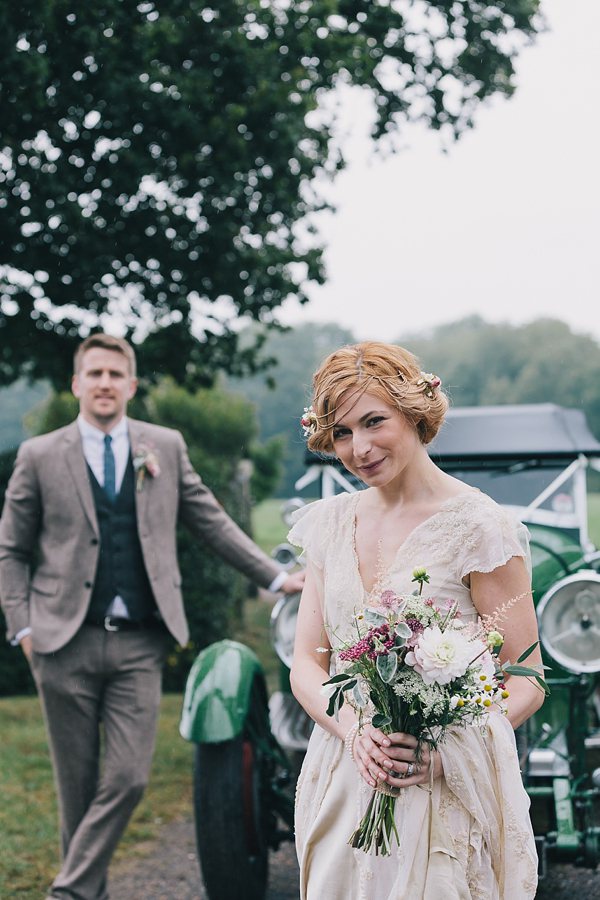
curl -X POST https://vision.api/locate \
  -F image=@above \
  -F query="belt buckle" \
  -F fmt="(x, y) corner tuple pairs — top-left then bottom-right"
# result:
(104, 616), (120, 632)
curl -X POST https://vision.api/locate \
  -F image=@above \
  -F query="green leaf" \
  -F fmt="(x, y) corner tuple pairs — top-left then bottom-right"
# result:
(323, 673), (353, 685)
(517, 641), (539, 663)
(372, 714), (393, 730)
(502, 664), (542, 677)
(395, 622), (412, 639)
(326, 690), (338, 718)
(535, 675), (551, 696)
(353, 680), (367, 708)
(363, 608), (387, 627)
(376, 651), (398, 684)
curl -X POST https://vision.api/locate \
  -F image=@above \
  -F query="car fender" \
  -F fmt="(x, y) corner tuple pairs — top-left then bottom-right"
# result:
(180, 639), (266, 744)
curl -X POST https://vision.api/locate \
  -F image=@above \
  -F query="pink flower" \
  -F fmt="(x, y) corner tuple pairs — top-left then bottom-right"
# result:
(380, 590), (397, 609)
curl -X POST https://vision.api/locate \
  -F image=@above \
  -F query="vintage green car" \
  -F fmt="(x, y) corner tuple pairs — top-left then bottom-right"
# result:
(181, 403), (600, 898)
(426, 403), (600, 873)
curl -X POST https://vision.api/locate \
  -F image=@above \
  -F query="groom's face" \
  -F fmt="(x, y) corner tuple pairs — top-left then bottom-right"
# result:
(72, 347), (138, 431)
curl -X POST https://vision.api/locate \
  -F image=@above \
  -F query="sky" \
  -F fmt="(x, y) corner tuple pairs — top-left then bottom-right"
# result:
(277, 0), (600, 345)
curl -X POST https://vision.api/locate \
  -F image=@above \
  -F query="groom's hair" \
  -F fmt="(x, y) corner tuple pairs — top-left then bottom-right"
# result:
(74, 334), (137, 377)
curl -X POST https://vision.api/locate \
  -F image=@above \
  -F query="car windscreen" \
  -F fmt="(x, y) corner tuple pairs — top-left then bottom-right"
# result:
(436, 463), (574, 512)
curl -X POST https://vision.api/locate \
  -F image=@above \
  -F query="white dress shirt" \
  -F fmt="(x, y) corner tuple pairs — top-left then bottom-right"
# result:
(78, 414), (130, 494)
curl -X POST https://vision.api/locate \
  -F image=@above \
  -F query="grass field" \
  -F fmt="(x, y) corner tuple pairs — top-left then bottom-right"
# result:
(0, 694), (192, 899)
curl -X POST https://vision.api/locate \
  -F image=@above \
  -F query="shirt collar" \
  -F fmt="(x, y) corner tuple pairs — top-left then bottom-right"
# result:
(77, 414), (129, 442)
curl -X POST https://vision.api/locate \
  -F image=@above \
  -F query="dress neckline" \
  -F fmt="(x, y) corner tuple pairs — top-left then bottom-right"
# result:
(350, 489), (479, 596)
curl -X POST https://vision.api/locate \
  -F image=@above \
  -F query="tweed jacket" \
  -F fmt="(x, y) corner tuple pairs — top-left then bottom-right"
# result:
(0, 418), (281, 653)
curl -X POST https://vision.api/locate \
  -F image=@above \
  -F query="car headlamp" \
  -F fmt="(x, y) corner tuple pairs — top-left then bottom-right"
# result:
(536, 571), (600, 674)
(270, 591), (301, 668)
(280, 497), (306, 527)
(270, 542), (299, 570)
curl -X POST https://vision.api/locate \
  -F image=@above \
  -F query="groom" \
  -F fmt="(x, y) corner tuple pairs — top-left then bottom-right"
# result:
(0, 333), (304, 900)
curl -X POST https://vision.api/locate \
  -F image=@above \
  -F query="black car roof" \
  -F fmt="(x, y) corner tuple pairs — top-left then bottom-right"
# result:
(427, 403), (600, 461)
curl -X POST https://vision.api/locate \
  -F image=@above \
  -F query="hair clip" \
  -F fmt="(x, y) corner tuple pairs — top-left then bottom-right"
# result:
(416, 372), (441, 398)
(300, 406), (318, 437)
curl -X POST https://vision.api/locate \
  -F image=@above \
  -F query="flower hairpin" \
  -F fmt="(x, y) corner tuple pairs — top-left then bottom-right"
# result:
(417, 372), (441, 399)
(300, 406), (318, 438)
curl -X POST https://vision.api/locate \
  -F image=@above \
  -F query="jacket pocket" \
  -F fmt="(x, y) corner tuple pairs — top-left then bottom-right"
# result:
(30, 574), (59, 596)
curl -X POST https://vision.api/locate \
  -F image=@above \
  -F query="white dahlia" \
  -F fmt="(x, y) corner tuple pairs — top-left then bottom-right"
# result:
(405, 626), (474, 686)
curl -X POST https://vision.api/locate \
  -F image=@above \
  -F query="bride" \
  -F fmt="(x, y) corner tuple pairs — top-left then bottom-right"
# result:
(289, 341), (543, 899)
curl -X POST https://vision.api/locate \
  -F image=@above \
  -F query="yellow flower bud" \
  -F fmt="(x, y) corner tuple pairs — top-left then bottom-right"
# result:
(483, 698), (492, 707)
(484, 684), (492, 692)
(487, 630), (504, 648)
(474, 696), (482, 704)
(457, 698), (464, 707)
(501, 690), (510, 699)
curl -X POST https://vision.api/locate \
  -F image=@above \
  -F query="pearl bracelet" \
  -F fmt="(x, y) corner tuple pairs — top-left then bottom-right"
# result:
(344, 723), (360, 761)
(344, 717), (372, 763)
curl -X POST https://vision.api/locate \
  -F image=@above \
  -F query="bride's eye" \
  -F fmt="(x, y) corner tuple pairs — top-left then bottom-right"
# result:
(333, 427), (350, 440)
(367, 416), (386, 428)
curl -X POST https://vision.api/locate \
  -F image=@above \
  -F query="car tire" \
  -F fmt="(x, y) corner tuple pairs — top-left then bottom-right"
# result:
(194, 734), (269, 900)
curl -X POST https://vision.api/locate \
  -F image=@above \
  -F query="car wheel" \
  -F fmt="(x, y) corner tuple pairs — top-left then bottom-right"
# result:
(194, 734), (269, 900)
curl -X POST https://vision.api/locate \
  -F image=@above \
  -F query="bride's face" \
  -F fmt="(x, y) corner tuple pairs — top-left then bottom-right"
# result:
(331, 389), (421, 488)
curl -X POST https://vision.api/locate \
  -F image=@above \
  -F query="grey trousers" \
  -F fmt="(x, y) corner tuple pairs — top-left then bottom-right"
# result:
(31, 624), (169, 900)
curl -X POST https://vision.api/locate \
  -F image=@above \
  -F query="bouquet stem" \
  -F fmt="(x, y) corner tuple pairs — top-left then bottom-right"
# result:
(349, 787), (400, 856)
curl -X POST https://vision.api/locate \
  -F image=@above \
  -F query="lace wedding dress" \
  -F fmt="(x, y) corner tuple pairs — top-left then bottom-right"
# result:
(288, 490), (538, 900)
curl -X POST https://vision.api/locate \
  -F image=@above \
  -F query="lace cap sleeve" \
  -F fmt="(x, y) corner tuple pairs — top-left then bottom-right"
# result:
(457, 494), (531, 582)
(287, 499), (328, 569)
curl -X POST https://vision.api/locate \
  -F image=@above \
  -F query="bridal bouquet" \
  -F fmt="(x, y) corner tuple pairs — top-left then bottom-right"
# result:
(322, 568), (547, 855)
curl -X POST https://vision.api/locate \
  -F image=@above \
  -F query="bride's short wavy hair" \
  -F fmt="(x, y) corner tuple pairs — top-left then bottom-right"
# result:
(307, 341), (449, 454)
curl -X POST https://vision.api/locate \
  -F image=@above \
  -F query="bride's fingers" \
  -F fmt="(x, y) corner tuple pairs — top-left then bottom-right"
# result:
(354, 731), (395, 787)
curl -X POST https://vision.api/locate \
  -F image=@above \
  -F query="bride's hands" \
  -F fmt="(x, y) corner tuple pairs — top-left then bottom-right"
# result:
(352, 725), (443, 789)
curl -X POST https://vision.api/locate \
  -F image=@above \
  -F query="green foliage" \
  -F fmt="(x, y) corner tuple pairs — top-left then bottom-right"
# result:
(228, 321), (355, 494)
(249, 435), (284, 504)
(0, 380), (50, 452)
(0, 0), (541, 389)
(404, 316), (600, 440)
(0, 449), (37, 698)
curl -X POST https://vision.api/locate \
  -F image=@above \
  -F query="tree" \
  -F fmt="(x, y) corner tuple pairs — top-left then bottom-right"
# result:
(228, 321), (355, 495)
(1, 0), (541, 388)
(404, 316), (600, 440)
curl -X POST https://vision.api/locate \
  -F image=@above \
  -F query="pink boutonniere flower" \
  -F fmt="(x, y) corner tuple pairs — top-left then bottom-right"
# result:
(133, 443), (160, 492)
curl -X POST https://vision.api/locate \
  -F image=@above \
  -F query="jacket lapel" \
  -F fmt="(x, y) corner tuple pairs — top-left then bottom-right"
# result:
(127, 419), (151, 531)
(63, 422), (99, 536)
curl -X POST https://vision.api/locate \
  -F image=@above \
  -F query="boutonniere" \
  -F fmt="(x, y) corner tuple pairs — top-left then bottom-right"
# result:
(133, 443), (161, 492)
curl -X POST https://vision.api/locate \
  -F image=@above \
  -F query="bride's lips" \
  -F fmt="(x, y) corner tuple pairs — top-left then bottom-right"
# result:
(358, 458), (385, 474)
